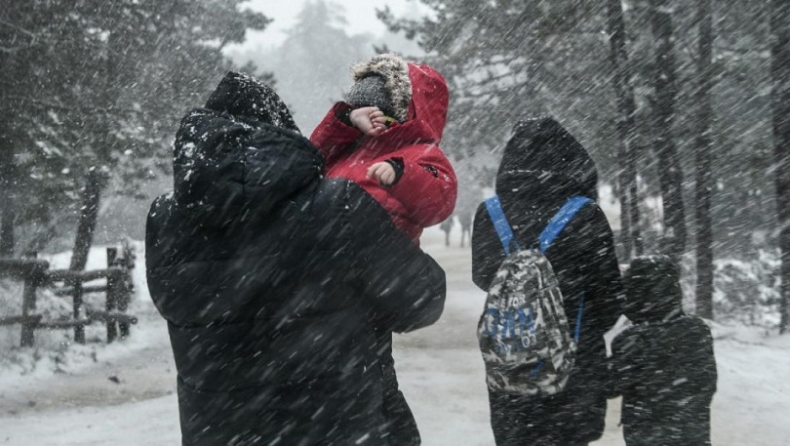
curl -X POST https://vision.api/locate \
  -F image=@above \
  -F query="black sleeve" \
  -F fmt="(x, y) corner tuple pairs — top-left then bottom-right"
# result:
(551, 204), (626, 372)
(384, 157), (405, 185)
(335, 106), (354, 127)
(471, 202), (505, 291)
(345, 183), (446, 333)
(608, 328), (642, 398)
(145, 194), (175, 273)
(584, 205), (626, 344)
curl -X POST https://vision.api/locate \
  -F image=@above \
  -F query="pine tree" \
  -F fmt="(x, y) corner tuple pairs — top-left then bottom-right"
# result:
(274, 0), (373, 131)
(380, 1), (620, 185)
(771, 0), (790, 333)
(0, 0), (270, 257)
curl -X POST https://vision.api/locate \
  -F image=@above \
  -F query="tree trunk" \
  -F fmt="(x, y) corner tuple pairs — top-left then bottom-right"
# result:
(67, 22), (118, 273)
(0, 188), (14, 257)
(772, 0), (790, 334)
(694, 0), (715, 320)
(607, 0), (643, 261)
(650, 1), (686, 260)
(0, 142), (14, 257)
(69, 169), (104, 271)
(0, 11), (19, 259)
(0, 84), (14, 257)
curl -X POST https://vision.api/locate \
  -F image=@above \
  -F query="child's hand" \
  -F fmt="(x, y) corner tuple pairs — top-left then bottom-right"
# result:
(366, 162), (397, 186)
(350, 106), (387, 137)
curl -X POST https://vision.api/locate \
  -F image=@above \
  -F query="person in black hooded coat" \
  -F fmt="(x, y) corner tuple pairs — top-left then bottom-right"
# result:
(610, 256), (717, 446)
(145, 72), (446, 446)
(471, 117), (625, 446)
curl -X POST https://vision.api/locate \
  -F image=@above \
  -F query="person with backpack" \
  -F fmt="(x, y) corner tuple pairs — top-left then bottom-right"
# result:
(610, 255), (717, 446)
(472, 117), (624, 446)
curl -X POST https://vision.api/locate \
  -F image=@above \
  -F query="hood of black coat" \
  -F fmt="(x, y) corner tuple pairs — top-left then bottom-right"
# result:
(495, 117), (598, 208)
(172, 75), (321, 228)
(204, 71), (300, 133)
(624, 255), (685, 324)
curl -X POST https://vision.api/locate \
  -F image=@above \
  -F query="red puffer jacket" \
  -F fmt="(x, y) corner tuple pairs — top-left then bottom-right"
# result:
(310, 57), (457, 241)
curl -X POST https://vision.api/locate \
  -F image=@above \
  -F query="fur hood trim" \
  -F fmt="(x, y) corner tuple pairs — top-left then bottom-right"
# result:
(351, 53), (412, 122)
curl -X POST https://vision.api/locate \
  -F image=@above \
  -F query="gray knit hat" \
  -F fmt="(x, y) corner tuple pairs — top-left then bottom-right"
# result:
(347, 74), (398, 121)
(346, 54), (413, 123)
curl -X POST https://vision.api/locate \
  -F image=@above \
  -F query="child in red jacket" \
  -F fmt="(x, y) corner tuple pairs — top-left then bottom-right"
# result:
(310, 53), (457, 242)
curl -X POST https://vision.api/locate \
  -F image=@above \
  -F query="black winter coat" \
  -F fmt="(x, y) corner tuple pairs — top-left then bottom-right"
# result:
(472, 117), (624, 445)
(146, 73), (446, 446)
(611, 256), (717, 446)
(612, 318), (716, 446)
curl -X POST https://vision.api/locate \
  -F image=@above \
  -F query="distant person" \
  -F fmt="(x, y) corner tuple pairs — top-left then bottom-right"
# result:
(310, 53), (457, 243)
(458, 209), (473, 248)
(472, 117), (624, 446)
(456, 184), (481, 248)
(310, 53), (457, 445)
(146, 71), (446, 446)
(610, 256), (717, 446)
(440, 216), (454, 246)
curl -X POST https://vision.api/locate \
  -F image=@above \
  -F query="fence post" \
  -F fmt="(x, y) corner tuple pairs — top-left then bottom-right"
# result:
(118, 247), (133, 339)
(106, 247), (119, 343)
(20, 252), (40, 347)
(72, 275), (85, 344)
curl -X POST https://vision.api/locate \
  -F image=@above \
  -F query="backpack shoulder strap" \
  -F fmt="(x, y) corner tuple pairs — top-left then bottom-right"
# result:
(539, 196), (593, 253)
(484, 196), (520, 255)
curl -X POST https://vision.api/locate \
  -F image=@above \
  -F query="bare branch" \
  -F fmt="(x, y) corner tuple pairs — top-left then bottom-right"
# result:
(0, 45), (28, 53)
(0, 18), (38, 40)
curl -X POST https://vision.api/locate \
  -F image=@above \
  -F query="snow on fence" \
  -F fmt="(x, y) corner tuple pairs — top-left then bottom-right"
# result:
(0, 241), (137, 347)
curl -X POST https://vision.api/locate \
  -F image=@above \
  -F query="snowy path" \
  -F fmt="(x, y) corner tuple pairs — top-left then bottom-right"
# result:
(1, 229), (789, 445)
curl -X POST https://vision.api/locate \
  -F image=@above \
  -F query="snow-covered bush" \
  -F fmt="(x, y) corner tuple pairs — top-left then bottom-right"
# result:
(681, 249), (781, 327)
(713, 250), (781, 327)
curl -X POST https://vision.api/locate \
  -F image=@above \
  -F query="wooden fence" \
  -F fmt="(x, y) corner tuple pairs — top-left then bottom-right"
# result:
(0, 241), (137, 347)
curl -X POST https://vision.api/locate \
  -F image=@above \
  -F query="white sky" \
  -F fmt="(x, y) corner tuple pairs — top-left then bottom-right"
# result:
(234, 0), (422, 50)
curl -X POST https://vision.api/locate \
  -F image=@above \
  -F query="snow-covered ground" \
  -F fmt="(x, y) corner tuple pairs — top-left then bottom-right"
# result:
(1, 229), (789, 445)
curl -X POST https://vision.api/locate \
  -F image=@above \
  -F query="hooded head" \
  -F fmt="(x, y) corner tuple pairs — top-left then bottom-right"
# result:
(624, 255), (685, 324)
(204, 71), (300, 132)
(172, 72), (321, 228)
(347, 53), (449, 144)
(495, 117), (598, 208)
(348, 54), (412, 123)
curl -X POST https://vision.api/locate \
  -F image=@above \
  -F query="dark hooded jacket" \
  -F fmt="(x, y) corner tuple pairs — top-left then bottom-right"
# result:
(471, 117), (624, 445)
(145, 72), (446, 446)
(611, 256), (717, 446)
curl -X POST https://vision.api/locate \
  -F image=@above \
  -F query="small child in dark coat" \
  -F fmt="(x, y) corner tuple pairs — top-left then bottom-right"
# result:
(610, 256), (717, 446)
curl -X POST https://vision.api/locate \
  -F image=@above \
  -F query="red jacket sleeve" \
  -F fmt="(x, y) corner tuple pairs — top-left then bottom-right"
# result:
(386, 144), (457, 227)
(309, 102), (362, 167)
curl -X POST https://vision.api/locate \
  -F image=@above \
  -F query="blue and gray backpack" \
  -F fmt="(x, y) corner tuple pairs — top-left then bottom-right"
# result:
(477, 195), (591, 396)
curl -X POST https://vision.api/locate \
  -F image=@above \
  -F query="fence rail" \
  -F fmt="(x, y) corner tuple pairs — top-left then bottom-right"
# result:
(0, 241), (136, 347)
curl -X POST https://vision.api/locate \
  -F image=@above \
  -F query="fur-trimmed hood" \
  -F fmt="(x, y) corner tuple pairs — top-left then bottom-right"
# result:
(352, 54), (413, 122)
(351, 53), (449, 144)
